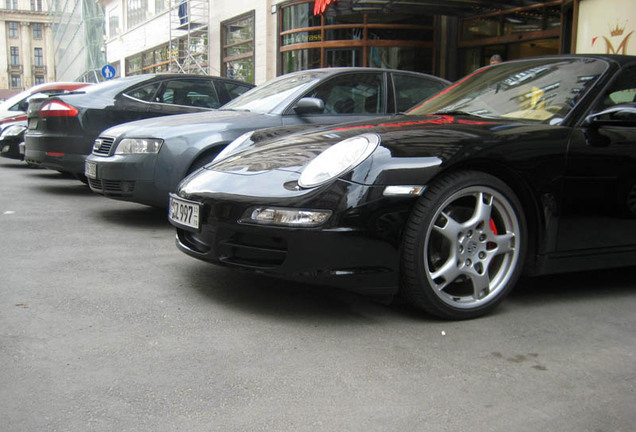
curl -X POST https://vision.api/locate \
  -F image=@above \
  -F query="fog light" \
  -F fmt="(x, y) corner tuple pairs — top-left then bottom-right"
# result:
(244, 207), (332, 227)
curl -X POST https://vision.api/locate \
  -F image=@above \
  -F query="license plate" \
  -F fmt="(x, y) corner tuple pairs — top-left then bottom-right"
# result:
(85, 161), (97, 179)
(169, 195), (201, 231)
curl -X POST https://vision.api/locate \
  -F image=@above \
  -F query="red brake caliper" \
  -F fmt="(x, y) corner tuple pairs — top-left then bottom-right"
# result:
(489, 219), (498, 235)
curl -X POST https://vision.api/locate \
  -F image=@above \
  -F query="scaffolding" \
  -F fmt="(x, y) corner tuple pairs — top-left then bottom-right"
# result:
(168, 0), (209, 75)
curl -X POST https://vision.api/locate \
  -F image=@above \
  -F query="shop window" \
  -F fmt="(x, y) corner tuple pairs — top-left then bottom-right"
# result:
(282, 49), (321, 74)
(279, 0), (434, 74)
(222, 12), (255, 83)
(325, 48), (362, 68)
(126, 54), (143, 76)
(368, 46), (433, 74)
(281, 2), (320, 32)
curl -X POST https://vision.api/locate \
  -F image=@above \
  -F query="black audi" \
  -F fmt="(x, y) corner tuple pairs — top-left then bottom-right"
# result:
(169, 55), (636, 319)
(24, 74), (253, 179)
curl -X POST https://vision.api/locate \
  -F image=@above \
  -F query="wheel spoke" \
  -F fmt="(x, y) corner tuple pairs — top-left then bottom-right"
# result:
(470, 192), (493, 225)
(491, 232), (516, 255)
(432, 211), (463, 243)
(467, 271), (491, 300)
(429, 258), (461, 291)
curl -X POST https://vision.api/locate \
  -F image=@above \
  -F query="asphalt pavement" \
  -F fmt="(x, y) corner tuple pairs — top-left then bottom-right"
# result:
(1, 157), (635, 432)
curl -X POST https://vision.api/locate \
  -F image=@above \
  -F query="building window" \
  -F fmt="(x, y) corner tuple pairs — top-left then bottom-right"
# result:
(108, 8), (120, 37)
(35, 75), (45, 85)
(6, 0), (17, 9)
(10, 47), (20, 65)
(127, 0), (149, 29)
(222, 11), (255, 84)
(34, 48), (43, 66)
(8, 22), (18, 38)
(33, 23), (43, 39)
(279, 0), (434, 74)
(11, 75), (21, 88)
(127, 44), (170, 75)
(30, 0), (42, 11)
(155, 0), (166, 14)
(126, 53), (142, 76)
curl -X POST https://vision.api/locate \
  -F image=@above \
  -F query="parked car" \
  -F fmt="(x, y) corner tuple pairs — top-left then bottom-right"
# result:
(84, 68), (450, 208)
(0, 120), (27, 161)
(0, 82), (89, 126)
(168, 54), (636, 320)
(24, 74), (254, 179)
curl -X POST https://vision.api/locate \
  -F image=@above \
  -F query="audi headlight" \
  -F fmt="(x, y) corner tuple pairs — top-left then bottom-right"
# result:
(0, 124), (27, 139)
(212, 131), (255, 164)
(114, 138), (163, 154)
(298, 133), (380, 188)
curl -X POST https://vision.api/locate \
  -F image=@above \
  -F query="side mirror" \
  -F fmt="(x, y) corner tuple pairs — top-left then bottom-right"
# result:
(585, 103), (636, 128)
(293, 97), (325, 115)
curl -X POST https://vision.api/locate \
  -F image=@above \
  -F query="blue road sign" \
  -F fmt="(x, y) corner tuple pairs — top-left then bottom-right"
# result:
(101, 65), (116, 80)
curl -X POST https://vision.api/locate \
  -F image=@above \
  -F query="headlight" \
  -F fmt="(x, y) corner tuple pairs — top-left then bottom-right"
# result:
(212, 131), (255, 164)
(298, 133), (380, 188)
(0, 124), (27, 139)
(114, 138), (163, 154)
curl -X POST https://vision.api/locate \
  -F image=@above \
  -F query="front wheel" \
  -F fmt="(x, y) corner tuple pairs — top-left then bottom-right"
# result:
(401, 171), (527, 319)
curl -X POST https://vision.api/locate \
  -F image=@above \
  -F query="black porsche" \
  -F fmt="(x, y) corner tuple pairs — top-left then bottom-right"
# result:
(169, 55), (636, 319)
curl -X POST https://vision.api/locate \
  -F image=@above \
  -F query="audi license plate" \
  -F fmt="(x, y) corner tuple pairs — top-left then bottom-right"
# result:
(85, 161), (97, 179)
(169, 195), (201, 231)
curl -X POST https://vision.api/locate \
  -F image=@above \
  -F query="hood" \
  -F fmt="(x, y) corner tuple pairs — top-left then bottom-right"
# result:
(209, 114), (549, 174)
(101, 110), (270, 139)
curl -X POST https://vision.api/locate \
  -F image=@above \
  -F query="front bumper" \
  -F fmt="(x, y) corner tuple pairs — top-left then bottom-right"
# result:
(172, 170), (418, 295)
(85, 154), (167, 207)
(0, 137), (24, 160)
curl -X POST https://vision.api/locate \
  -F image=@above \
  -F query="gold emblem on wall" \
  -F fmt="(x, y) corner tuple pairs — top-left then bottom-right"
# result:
(592, 20), (634, 54)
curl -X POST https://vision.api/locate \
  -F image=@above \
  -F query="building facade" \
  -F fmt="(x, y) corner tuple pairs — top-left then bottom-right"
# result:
(48, 0), (106, 82)
(0, 0), (56, 90)
(101, 0), (636, 86)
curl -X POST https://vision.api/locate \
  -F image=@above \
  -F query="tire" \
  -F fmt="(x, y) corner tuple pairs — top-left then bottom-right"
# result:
(401, 171), (527, 320)
(187, 148), (221, 175)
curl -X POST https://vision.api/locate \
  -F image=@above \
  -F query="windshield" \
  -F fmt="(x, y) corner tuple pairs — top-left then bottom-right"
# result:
(221, 71), (328, 114)
(409, 57), (609, 123)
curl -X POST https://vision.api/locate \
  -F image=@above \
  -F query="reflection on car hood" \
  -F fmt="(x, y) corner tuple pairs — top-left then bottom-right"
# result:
(101, 110), (268, 139)
(208, 114), (539, 173)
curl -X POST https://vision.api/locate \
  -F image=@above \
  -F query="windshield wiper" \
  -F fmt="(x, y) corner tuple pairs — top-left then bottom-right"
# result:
(433, 110), (479, 116)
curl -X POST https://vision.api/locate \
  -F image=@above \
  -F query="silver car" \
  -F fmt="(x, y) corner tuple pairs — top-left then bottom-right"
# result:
(85, 68), (449, 208)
